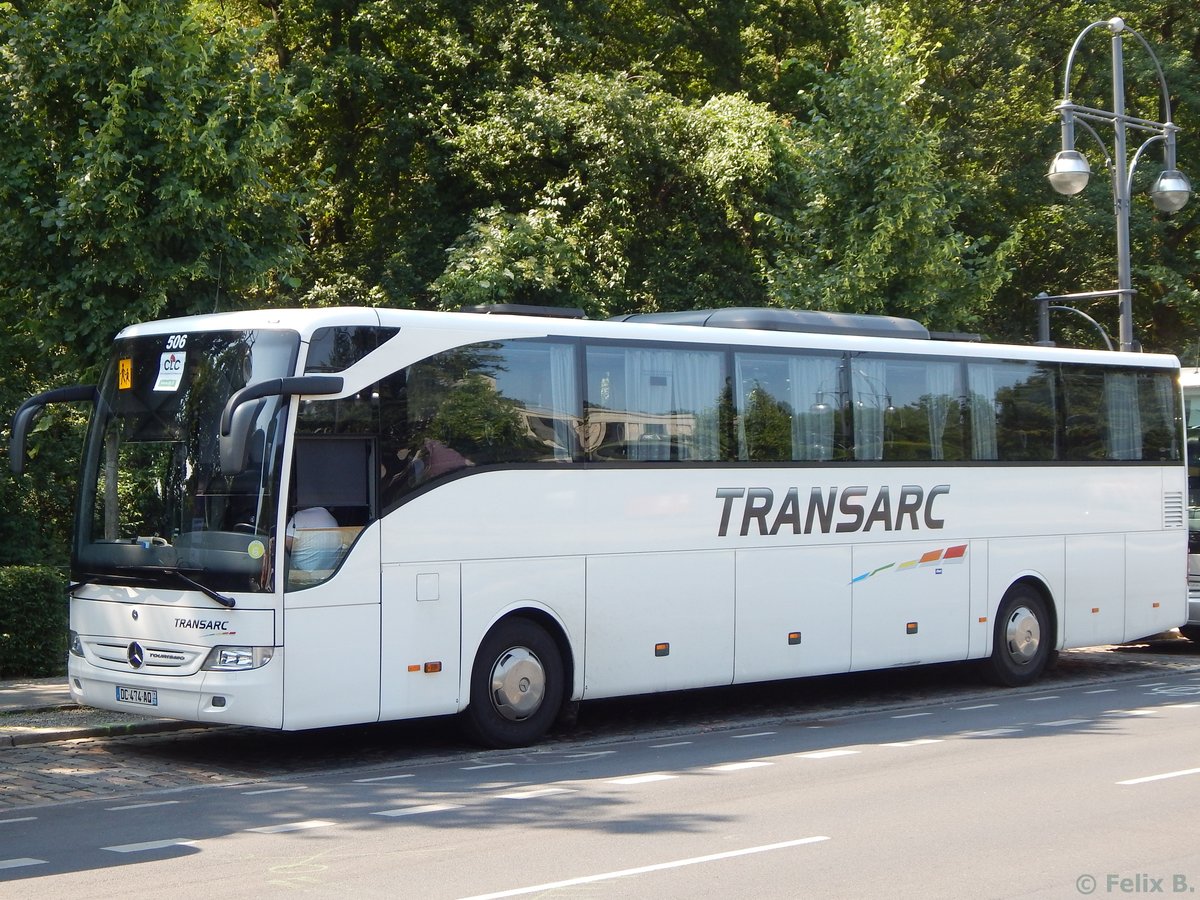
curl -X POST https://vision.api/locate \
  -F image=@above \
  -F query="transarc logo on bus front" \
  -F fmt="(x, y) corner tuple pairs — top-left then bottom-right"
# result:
(715, 484), (950, 537)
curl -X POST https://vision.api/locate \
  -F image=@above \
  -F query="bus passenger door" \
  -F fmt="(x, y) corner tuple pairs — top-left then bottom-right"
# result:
(280, 435), (382, 729)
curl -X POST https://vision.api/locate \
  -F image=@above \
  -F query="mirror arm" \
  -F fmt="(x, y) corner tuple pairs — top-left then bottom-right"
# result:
(9, 385), (97, 475)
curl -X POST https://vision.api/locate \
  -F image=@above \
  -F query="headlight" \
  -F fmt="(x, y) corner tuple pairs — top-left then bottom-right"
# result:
(201, 646), (274, 671)
(68, 631), (84, 657)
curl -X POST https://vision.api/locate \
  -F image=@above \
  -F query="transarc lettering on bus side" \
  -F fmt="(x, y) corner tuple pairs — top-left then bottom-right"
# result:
(715, 484), (950, 537)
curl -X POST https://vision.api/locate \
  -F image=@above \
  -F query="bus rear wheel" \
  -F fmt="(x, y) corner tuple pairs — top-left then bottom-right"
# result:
(462, 619), (564, 749)
(982, 584), (1052, 687)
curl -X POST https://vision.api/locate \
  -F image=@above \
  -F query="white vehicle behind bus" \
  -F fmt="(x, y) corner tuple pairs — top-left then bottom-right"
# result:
(10, 305), (1188, 746)
(1180, 368), (1200, 641)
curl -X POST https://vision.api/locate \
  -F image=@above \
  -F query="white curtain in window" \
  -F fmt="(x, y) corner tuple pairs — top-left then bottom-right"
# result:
(789, 356), (840, 460)
(924, 362), (958, 461)
(851, 360), (888, 460)
(1104, 371), (1142, 460)
(967, 365), (998, 460)
(549, 344), (577, 461)
(625, 349), (723, 460)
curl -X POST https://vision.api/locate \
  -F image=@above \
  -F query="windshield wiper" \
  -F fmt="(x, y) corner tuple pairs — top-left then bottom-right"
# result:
(72, 567), (236, 608)
(162, 568), (236, 608)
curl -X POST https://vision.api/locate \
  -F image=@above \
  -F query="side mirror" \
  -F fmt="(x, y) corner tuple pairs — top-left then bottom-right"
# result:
(9, 385), (97, 475)
(218, 376), (343, 476)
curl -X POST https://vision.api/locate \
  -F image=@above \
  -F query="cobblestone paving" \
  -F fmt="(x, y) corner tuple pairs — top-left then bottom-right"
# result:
(2, 640), (1198, 811)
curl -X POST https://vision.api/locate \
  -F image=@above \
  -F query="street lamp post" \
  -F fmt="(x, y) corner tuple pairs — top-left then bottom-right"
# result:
(1047, 16), (1190, 352)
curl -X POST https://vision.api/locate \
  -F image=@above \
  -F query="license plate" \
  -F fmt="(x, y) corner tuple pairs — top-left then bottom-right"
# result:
(116, 686), (158, 707)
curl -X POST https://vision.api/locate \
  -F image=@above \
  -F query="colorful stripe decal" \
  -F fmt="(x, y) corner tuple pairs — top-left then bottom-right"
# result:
(851, 544), (968, 584)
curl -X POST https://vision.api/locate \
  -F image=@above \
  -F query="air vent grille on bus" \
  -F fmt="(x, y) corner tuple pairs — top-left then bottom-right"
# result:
(1163, 491), (1185, 528)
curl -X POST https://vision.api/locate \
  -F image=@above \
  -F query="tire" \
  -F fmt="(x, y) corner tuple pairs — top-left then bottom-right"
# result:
(981, 584), (1053, 687)
(461, 618), (565, 749)
(1180, 625), (1200, 643)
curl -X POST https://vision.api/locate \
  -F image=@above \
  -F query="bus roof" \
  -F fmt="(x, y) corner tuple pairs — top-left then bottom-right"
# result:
(116, 305), (1181, 370)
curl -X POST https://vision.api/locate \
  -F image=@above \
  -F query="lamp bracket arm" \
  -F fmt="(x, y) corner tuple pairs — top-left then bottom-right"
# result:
(1062, 20), (1116, 98)
(1073, 118), (1114, 169)
(1127, 134), (1167, 193)
(1121, 24), (1175, 121)
(1046, 304), (1115, 351)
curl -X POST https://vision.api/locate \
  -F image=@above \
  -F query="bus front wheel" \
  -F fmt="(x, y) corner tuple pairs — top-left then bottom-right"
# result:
(462, 618), (564, 749)
(982, 584), (1052, 687)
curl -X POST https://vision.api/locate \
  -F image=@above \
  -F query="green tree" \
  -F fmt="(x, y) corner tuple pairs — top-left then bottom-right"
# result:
(757, 4), (1013, 331)
(0, 0), (305, 367)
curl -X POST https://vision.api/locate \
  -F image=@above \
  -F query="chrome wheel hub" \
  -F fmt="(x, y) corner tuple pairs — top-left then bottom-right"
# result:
(1005, 606), (1041, 664)
(489, 647), (546, 721)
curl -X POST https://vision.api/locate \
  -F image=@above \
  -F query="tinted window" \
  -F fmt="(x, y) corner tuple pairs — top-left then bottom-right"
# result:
(852, 355), (967, 461)
(585, 344), (730, 462)
(305, 326), (400, 373)
(734, 351), (844, 461)
(968, 361), (1057, 461)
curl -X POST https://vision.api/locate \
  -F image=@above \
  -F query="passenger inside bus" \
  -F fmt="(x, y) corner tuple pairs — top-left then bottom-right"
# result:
(285, 506), (342, 571)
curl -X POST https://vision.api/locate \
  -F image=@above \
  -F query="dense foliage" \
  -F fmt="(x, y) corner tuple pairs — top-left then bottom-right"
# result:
(2, 0), (1200, 564)
(0, 566), (68, 677)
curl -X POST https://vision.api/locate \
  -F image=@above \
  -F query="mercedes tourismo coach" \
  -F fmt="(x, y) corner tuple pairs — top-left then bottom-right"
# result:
(9, 305), (1188, 747)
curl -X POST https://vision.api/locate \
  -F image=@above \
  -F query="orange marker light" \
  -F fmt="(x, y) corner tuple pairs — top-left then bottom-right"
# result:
(654, 643), (670, 657)
(407, 665), (421, 673)
(424, 662), (442, 674)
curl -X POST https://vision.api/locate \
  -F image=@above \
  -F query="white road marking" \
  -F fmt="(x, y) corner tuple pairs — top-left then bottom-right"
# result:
(957, 703), (998, 710)
(456, 836), (831, 900)
(564, 751), (616, 758)
(705, 761), (772, 772)
(354, 774), (415, 783)
(0, 858), (46, 870)
(1103, 708), (1158, 717)
(104, 838), (199, 853)
(496, 787), (574, 800)
(1084, 689), (1118, 694)
(796, 749), (860, 759)
(608, 773), (678, 785)
(374, 803), (463, 817)
(733, 731), (777, 739)
(891, 712), (931, 719)
(650, 741), (692, 748)
(882, 739), (943, 747)
(961, 728), (1022, 736)
(1118, 768), (1200, 786)
(462, 763), (515, 771)
(1025, 696), (1059, 702)
(241, 786), (307, 796)
(106, 800), (182, 811)
(0, 817), (36, 825)
(1036, 719), (1089, 727)
(246, 820), (335, 834)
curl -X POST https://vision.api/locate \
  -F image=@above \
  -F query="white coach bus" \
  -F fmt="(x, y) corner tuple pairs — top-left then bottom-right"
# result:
(9, 305), (1188, 747)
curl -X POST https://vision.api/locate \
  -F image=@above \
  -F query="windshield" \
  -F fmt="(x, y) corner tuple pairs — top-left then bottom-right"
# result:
(74, 329), (300, 593)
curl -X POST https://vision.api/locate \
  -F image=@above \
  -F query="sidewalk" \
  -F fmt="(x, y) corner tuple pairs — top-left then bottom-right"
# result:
(0, 676), (193, 748)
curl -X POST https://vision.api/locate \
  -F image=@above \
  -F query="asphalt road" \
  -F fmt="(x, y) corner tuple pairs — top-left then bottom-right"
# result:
(2, 648), (1200, 898)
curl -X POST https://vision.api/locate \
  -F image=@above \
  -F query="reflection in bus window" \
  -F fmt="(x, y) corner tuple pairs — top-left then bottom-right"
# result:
(968, 361), (1057, 461)
(585, 345), (728, 462)
(734, 352), (842, 461)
